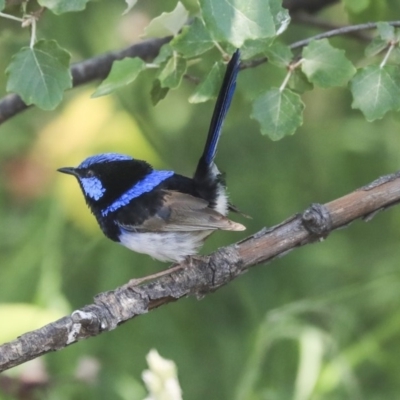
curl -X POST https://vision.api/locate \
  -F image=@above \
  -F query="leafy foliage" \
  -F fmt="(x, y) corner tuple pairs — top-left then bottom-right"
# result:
(350, 65), (400, 120)
(5, 40), (72, 110)
(264, 41), (293, 67)
(170, 18), (214, 57)
(158, 54), (187, 89)
(91, 58), (146, 98)
(301, 39), (356, 87)
(189, 62), (225, 104)
(142, 1), (189, 38)
(199, 0), (277, 47)
(37, 0), (90, 14)
(251, 88), (304, 140)
(2, 0), (400, 137)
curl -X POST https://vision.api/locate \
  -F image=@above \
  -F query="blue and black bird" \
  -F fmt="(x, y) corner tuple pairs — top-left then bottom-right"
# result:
(58, 50), (244, 263)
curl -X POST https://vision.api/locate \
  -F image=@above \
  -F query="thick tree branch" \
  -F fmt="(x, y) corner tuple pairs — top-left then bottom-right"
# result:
(0, 171), (399, 372)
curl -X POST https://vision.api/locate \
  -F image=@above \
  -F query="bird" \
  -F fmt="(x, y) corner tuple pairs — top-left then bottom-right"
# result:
(58, 49), (245, 266)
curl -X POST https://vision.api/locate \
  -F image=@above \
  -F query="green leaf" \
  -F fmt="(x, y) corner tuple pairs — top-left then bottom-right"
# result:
(365, 37), (388, 57)
(270, 0), (291, 35)
(301, 39), (356, 88)
(350, 65), (400, 121)
(158, 54), (187, 89)
(241, 38), (274, 60)
(251, 88), (304, 140)
(288, 70), (313, 93)
(151, 79), (169, 105)
(153, 44), (173, 65)
(6, 40), (72, 110)
(91, 57), (146, 98)
(189, 62), (225, 104)
(376, 21), (395, 41)
(171, 18), (214, 57)
(38, 0), (90, 14)
(123, 0), (137, 15)
(200, 0), (276, 47)
(264, 41), (293, 67)
(143, 1), (189, 38)
(364, 22), (396, 59)
(0, 0), (5, 11)
(390, 47), (400, 64)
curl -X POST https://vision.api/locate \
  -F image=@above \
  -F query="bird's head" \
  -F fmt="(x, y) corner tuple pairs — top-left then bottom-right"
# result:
(58, 153), (152, 213)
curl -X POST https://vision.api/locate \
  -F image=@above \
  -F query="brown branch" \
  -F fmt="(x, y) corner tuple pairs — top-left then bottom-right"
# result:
(0, 37), (171, 125)
(1, 171), (400, 372)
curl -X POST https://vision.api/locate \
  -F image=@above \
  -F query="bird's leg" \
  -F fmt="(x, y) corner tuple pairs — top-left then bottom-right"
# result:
(124, 260), (189, 287)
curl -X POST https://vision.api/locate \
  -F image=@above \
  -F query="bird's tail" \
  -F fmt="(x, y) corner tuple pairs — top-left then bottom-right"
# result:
(194, 50), (240, 178)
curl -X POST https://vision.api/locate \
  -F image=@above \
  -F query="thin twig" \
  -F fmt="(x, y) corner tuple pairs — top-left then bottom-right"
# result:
(0, 12), (24, 22)
(290, 21), (400, 50)
(183, 73), (200, 84)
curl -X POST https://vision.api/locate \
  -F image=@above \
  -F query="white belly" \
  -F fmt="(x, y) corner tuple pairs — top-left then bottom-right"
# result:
(118, 230), (213, 262)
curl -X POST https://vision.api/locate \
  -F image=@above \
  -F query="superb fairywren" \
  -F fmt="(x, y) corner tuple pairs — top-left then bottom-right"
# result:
(58, 50), (245, 263)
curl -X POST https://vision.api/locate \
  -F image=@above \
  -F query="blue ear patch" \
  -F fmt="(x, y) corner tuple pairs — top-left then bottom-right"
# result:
(79, 153), (133, 169)
(80, 177), (106, 201)
(101, 170), (174, 216)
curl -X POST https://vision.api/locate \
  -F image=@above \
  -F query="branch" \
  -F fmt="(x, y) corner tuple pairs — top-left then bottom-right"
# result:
(241, 20), (400, 70)
(2, 12), (400, 125)
(0, 37), (171, 125)
(1, 171), (400, 372)
(290, 21), (400, 50)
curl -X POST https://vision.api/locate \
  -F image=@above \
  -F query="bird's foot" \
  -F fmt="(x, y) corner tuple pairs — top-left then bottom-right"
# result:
(183, 254), (205, 267)
(124, 262), (186, 288)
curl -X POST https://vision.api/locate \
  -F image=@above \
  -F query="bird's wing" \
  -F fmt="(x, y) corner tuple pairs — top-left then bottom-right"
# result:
(117, 191), (245, 233)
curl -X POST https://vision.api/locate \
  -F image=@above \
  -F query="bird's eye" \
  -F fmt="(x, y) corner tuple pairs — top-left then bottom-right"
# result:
(86, 169), (95, 177)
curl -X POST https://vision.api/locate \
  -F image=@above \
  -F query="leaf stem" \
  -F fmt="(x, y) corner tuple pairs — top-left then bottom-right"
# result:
(380, 42), (395, 68)
(279, 59), (303, 92)
(213, 41), (229, 59)
(279, 70), (292, 92)
(29, 17), (37, 48)
(0, 12), (24, 22)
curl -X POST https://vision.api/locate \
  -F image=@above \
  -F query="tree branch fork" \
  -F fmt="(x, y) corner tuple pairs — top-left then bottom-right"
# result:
(0, 170), (399, 373)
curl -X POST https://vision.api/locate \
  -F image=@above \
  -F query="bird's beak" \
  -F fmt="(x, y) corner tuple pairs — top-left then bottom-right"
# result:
(57, 167), (79, 177)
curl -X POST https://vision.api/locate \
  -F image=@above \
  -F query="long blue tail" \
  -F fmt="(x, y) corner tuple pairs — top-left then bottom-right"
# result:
(198, 50), (240, 169)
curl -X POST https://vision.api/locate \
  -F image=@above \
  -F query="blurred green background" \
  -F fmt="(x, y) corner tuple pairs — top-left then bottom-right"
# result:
(1, 1), (400, 399)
